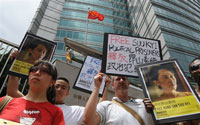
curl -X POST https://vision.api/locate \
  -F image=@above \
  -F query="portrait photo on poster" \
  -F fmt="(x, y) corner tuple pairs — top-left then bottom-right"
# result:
(9, 32), (56, 78)
(137, 59), (200, 124)
(73, 55), (106, 97)
(101, 33), (162, 77)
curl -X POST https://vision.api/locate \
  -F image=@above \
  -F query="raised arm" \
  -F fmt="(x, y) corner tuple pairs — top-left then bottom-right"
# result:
(83, 72), (105, 125)
(7, 75), (24, 97)
(99, 75), (111, 103)
(7, 50), (24, 97)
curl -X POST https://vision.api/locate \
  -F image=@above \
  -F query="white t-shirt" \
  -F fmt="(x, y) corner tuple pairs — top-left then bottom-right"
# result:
(56, 104), (84, 125)
(97, 97), (154, 125)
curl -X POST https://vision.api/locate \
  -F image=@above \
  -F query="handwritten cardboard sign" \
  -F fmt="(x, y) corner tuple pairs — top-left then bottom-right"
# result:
(73, 55), (106, 96)
(102, 33), (162, 77)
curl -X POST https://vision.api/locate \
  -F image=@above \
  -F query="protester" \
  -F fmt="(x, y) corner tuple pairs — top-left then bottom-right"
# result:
(189, 57), (200, 96)
(187, 57), (200, 125)
(7, 49), (112, 125)
(7, 75), (111, 125)
(7, 50), (56, 104)
(0, 61), (65, 124)
(53, 75), (111, 124)
(83, 72), (154, 125)
(54, 77), (86, 125)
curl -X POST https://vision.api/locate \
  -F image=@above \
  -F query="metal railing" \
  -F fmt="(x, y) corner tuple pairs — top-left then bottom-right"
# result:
(0, 38), (29, 96)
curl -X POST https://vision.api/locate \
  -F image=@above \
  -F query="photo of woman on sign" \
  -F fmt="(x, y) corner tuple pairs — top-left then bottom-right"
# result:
(141, 62), (192, 102)
(137, 60), (200, 124)
(17, 37), (52, 64)
(9, 33), (56, 77)
(148, 65), (192, 102)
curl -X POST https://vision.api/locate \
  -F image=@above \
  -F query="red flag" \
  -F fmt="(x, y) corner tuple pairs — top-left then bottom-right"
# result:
(88, 10), (98, 20)
(98, 14), (104, 21)
(88, 10), (104, 21)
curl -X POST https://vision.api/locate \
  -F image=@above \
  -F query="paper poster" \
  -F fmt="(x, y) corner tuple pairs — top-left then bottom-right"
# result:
(73, 55), (106, 96)
(9, 32), (56, 78)
(137, 59), (200, 124)
(0, 118), (20, 125)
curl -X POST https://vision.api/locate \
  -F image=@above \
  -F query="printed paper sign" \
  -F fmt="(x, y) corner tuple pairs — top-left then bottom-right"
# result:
(73, 55), (106, 96)
(0, 118), (20, 125)
(9, 32), (56, 78)
(137, 59), (200, 124)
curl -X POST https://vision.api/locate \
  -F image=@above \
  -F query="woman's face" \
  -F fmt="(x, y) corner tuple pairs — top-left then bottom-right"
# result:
(28, 64), (54, 92)
(31, 44), (47, 61)
(155, 69), (177, 92)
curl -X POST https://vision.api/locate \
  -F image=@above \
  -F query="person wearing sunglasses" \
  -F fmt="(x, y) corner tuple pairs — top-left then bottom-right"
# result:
(0, 61), (65, 124)
(187, 57), (200, 125)
(189, 57), (200, 96)
(6, 50), (111, 125)
(7, 50), (56, 104)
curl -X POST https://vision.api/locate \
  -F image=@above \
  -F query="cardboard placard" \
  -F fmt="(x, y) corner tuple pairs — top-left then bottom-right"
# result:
(102, 33), (162, 77)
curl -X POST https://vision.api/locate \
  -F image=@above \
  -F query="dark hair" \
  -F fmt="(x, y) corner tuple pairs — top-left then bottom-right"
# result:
(149, 64), (174, 81)
(28, 39), (49, 50)
(29, 60), (57, 104)
(57, 77), (69, 84)
(57, 77), (70, 91)
(189, 57), (200, 73)
(28, 39), (50, 60)
(47, 85), (56, 104)
(29, 60), (57, 80)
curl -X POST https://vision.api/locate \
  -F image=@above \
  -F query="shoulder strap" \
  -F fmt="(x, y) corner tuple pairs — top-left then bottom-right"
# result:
(0, 96), (13, 114)
(112, 99), (145, 125)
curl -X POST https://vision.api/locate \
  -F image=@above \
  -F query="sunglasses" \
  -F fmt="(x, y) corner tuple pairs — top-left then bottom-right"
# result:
(191, 64), (200, 72)
(29, 66), (52, 76)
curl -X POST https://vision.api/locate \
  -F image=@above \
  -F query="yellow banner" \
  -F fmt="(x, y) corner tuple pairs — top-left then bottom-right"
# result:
(0, 118), (21, 125)
(11, 60), (33, 75)
(153, 95), (200, 119)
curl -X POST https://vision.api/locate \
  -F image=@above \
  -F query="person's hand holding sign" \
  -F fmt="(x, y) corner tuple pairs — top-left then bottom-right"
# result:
(143, 98), (154, 113)
(94, 71), (106, 90)
(99, 75), (111, 103)
(10, 50), (19, 60)
(105, 75), (111, 88)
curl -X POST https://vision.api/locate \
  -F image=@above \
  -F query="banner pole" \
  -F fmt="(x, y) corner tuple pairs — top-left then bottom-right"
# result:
(85, 9), (89, 42)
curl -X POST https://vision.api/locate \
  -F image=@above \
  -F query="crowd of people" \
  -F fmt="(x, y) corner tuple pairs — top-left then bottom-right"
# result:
(0, 49), (200, 125)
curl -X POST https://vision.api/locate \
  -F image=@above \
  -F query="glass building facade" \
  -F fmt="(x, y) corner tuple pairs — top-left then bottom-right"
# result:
(29, 0), (200, 86)
(53, 0), (132, 61)
(128, 0), (200, 80)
